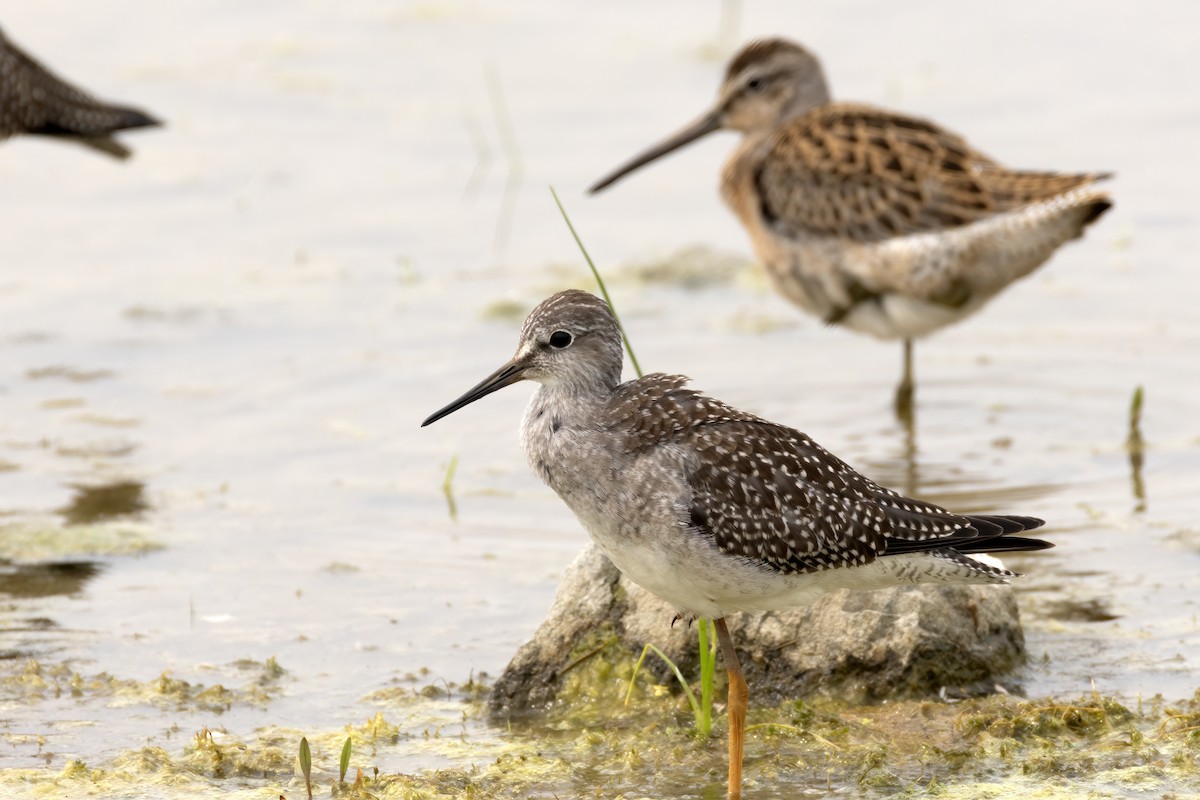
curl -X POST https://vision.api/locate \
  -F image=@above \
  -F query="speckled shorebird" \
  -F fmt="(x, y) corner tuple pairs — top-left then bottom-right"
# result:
(422, 289), (1051, 799)
(0, 25), (160, 159)
(589, 38), (1112, 417)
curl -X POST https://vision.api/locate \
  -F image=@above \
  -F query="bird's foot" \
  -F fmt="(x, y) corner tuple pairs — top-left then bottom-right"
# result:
(671, 612), (698, 629)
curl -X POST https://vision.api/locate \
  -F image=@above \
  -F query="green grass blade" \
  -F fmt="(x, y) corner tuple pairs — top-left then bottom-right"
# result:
(698, 619), (715, 737)
(651, 643), (703, 723)
(628, 642), (700, 724)
(442, 455), (459, 522)
(549, 186), (644, 378)
(299, 736), (313, 800)
(1127, 385), (1144, 448)
(1126, 385), (1146, 510)
(339, 736), (352, 783)
(624, 644), (653, 706)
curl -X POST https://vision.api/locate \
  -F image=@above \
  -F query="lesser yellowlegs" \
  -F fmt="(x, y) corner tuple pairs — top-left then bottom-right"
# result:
(0, 25), (160, 159)
(589, 38), (1111, 418)
(422, 289), (1051, 798)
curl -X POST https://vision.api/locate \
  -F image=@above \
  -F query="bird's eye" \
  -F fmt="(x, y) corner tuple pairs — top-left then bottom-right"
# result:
(746, 77), (764, 92)
(549, 330), (573, 349)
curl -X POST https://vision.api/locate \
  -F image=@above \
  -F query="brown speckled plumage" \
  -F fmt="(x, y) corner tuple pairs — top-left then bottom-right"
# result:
(589, 37), (1112, 411)
(0, 25), (160, 159)
(758, 103), (1107, 243)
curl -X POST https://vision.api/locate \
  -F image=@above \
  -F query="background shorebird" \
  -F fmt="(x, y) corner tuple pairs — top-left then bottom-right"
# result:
(0, 25), (160, 159)
(422, 289), (1052, 799)
(589, 37), (1112, 419)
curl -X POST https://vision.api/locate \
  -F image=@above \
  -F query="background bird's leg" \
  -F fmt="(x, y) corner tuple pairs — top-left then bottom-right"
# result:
(714, 617), (747, 800)
(894, 338), (915, 422)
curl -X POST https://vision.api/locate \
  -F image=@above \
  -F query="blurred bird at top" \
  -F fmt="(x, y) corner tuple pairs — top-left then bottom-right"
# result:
(590, 38), (1111, 419)
(0, 25), (161, 160)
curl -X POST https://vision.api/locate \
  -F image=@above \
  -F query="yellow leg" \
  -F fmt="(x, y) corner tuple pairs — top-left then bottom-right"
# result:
(714, 618), (747, 800)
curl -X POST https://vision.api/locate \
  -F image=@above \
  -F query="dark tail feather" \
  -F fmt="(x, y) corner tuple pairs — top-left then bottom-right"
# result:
(31, 106), (161, 159)
(959, 515), (1052, 553)
(77, 136), (132, 160)
(32, 104), (162, 138)
(104, 106), (162, 132)
(953, 535), (1054, 555)
(884, 514), (1049, 555)
(1082, 198), (1113, 226)
(968, 514), (1045, 533)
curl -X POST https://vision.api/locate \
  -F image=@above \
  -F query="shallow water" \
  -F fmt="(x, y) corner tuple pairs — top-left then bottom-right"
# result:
(1, 0), (1198, 795)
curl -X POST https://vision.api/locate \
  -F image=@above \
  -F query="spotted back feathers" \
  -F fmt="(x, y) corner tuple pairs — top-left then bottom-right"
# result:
(601, 373), (1046, 575)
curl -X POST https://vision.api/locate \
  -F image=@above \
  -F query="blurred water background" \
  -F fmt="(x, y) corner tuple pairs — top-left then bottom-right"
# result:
(0, 0), (1197, 784)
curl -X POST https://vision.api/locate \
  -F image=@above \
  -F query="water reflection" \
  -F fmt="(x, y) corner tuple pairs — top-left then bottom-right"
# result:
(0, 559), (102, 600)
(24, 365), (113, 383)
(0, 480), (144, 668)
(0, 559), (103, 662)
(859, 424), (1064, 514)
(1042, 597), (1119, 623)
(1126, 386), (1146, 513)
(59, 480), (147, 524)
(0, 617), (56, 662)
(485, 65), (523, 260)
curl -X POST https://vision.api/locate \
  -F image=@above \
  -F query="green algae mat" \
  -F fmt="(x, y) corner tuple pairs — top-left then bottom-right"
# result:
(3, 651), (1197, 799)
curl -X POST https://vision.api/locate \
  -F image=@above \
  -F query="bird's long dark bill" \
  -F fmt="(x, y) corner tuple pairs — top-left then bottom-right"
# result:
(588, 111), (721, 193)
(421, 360), (526, 427)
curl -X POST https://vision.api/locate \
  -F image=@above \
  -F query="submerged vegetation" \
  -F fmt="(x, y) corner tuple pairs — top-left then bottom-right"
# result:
(0, 657), (286, 713)
(3, 664), (1197, 799)
(0, 518), (161, 561)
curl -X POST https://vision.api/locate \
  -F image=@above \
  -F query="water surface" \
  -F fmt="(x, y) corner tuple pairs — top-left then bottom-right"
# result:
(1, 0), (1197, 794)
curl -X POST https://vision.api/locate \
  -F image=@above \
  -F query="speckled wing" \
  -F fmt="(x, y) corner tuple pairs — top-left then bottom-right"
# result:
(0, 27), (158, 149)
(684, 416), (893, 573)
(757, 102), (1102, 243)
(602, 374), (1047, 575)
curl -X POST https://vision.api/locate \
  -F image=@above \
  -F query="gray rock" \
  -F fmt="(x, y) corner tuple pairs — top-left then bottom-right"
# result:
(488, 543), (1026, 715)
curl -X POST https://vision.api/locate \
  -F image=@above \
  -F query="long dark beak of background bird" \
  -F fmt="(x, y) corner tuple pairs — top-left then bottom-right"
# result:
(421, 360), (527, 427)
(587, 111), (722, 193)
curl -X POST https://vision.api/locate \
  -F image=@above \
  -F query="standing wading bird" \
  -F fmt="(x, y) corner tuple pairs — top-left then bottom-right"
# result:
(588, 38), (1112, 419)
(0, 25), (160, 159)
(421, 289), (1052, 799)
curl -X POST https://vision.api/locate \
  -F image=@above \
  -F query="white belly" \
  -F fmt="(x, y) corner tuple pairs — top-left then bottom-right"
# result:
(583, 515), (1008, 619)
